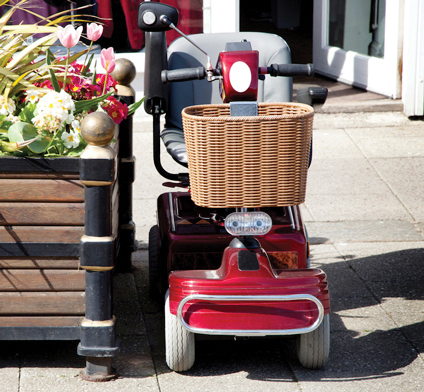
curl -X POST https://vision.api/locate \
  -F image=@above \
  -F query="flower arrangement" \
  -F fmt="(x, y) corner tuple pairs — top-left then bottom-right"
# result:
(0, 2), (142, 157)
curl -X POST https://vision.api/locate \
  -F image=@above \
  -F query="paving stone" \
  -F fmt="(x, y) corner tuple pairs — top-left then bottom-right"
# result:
(306, 221), (423, 243)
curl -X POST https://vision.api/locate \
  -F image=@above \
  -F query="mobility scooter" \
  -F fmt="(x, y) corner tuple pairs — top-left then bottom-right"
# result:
(138, 2), (330, 372)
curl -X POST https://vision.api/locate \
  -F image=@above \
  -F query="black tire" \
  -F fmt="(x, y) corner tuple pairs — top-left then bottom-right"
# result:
(148, 225), (161, 300)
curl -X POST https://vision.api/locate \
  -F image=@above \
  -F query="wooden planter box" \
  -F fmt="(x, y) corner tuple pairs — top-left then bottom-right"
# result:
(0, 152), (127, 338)
(0, 59), (137, 379)
(0, 159), (86, 339)
(0, 119), (135, 379)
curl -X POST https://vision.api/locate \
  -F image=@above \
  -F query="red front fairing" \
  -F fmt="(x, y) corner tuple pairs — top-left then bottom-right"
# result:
(168, 246), (330, 332)
(156, 192), (330, 333)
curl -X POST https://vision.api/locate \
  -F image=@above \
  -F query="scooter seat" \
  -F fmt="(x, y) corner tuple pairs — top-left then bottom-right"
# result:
(161, 126), (187, 166)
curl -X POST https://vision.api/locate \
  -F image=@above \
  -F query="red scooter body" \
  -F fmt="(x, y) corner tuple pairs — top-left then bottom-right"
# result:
(156, 192), (309, 276)
(156, 192), (330, 335)
(168, 248), (329, 334)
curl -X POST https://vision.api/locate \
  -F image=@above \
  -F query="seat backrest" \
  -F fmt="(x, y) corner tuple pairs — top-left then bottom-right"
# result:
(165, 32), (292, 129)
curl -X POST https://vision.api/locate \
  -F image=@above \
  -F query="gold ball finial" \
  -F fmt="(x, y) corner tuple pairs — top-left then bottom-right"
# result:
(81, 112), (115, 146)
(110, 58), (136, 86)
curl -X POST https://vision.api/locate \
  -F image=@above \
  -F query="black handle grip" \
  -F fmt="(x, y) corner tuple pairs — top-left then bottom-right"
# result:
(269, 64), (314, 77)
(161, 67), (206, 83)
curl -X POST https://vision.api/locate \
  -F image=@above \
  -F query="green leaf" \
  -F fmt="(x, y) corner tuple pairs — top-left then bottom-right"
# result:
(74, 90), (114, 113)
(8, 121), (50, 154)
(46, 50), (61, 93)
(17, 102), (37, 123)
(67, 143), (86, 156)
(127, 97), (145, 116)
(92, 61), (97, 85)
(0, 114), (12, 132)
(0, 65), (40, 96)
(0, 122), (13, 132)
(7, 33), (57, 70)
(82, 53), (95, 75)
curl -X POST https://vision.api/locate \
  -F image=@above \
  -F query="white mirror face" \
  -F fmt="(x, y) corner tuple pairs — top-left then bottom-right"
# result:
(142, 11), (157, 25)
(229, 61), (252, 93)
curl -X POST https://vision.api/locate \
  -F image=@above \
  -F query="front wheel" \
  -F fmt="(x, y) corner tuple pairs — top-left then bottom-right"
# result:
(296, 313), (330, 369)
(165, 289), (195, 372)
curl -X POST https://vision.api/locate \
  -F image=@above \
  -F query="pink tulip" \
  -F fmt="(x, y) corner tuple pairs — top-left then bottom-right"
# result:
(87, 23), (103, 42)
(100, 47), (115, 73)
(57, 25), (83, 49)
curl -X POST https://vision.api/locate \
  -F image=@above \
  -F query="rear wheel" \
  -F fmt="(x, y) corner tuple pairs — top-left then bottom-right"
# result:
(148, 225), (161, 300)
(296, 313), (330, 369)
(165, 289), (195, 372)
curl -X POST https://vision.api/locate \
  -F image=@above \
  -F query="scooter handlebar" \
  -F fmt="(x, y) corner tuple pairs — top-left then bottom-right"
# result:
(161, 63), (313, 84)
(161, 67), (206, 83)
(268, 63), (314, 77)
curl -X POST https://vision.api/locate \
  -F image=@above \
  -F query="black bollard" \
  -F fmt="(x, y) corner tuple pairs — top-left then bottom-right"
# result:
(77, 112), (119, 381)
(111, 58), (137, 272)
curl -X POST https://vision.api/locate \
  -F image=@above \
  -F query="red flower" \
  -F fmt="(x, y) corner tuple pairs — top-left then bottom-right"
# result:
(70, 61), (84, 73)
(69, 82), (82, 93)
(102, 96), (128, 124)
(96, 74), (117, 91)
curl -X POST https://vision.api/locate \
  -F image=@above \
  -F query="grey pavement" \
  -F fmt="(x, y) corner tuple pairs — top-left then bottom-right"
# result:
(2, 111), (424, 391)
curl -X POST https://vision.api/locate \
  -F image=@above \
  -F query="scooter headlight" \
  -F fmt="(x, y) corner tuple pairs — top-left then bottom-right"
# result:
(225, 212), (272, 236)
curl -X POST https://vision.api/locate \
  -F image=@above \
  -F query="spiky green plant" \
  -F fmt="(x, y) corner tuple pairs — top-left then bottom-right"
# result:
(0, 0), (91, 99)
(0, 1), (143, 156)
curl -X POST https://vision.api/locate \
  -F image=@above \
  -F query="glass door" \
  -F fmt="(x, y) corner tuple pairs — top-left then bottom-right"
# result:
(313, 0), (403, 98)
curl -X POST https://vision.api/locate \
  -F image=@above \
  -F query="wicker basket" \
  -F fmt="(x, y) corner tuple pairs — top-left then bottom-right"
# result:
(182, 102), (314, 208)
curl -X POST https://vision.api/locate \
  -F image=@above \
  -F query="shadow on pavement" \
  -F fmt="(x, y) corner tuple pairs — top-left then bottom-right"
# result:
(0, 248), (423, 384)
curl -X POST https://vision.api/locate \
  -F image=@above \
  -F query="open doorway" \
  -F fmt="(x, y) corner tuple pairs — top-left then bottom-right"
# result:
(239, 0), (396, 109)
(239, 0), (313, 64)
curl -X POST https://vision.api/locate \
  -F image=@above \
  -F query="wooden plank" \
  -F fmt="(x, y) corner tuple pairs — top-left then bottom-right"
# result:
(0, 292), (85, 315)
(0, 226), (84, 243)
(0, 316), (83, 327)
(0, 258), (80, 269)
(0, 179), (84, 202)
(0, 203), (84, 225)
(0, 173), (79, 180)
(0, 269), (85, 291)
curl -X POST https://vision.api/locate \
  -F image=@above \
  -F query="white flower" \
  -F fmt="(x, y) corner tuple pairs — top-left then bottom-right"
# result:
(6, 114), (19, 123)
(0, 96), (16, 116)
(32, 114), (62, 133)
(25, 90), (45, 103)
(32, 90), (75, 133)
(71, 119), (81, 133)
(61, 129), (80, 149)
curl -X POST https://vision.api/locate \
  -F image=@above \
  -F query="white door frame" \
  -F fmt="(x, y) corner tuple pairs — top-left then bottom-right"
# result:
(313, 0), (404, 98)
(402, 0), (424, 116)
(203, 0), (240, 33)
